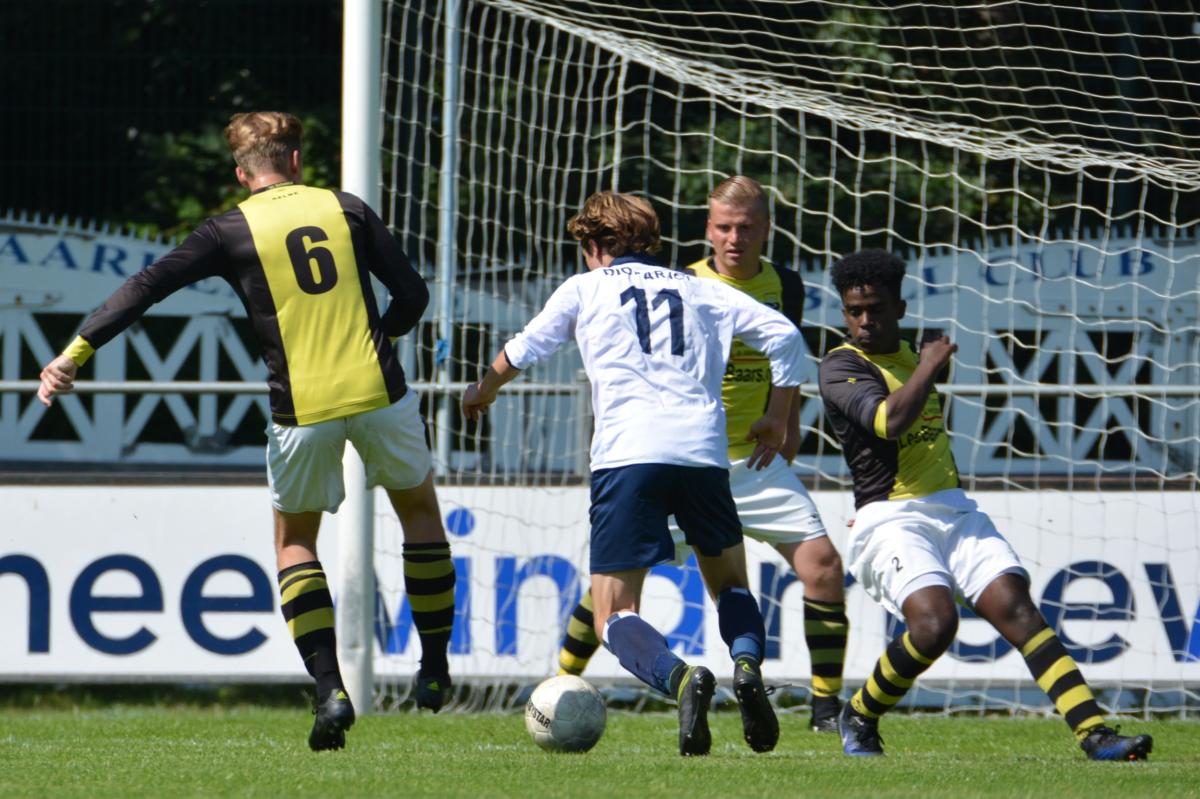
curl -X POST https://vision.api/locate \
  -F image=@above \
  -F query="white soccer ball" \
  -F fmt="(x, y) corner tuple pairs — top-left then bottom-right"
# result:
(524, 675), (607, 752)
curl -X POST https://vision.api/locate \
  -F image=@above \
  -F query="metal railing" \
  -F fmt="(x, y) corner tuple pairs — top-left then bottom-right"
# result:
(2, 380), (1198, 397)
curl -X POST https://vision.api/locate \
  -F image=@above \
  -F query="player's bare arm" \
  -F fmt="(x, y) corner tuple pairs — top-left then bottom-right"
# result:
(745, 384), (796, 470)
(37, 354), (79, 407)
(463, 349), (521, 421)
(780, 389), (802, 464)
(880, 335), (956, 439)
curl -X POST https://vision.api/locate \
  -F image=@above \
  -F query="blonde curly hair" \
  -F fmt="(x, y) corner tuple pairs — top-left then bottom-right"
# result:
(224, 111), (303, 177)
(566, 191), (661, 257)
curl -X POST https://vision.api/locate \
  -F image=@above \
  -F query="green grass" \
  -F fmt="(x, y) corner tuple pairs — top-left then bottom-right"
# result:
(0, 707), (1195, 798)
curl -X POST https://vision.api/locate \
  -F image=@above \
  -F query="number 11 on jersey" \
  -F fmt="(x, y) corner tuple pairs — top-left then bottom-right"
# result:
(620, 287), (684, 355)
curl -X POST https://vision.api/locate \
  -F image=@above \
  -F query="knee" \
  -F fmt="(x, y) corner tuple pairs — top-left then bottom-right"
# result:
(813, 550), (845, 591)
(791, 543), (845, 596)
(995, 594), (1047, 645)
(905, 604), (958, 657)
(391, 494), (446, 542)
(1004, 597), (1043, 631)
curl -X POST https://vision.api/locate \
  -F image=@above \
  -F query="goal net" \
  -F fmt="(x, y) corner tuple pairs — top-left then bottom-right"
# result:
(373, 0), (1200, 714)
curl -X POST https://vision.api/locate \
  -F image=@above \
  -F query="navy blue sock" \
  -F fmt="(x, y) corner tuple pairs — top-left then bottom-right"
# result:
(604, 612), (685, 695)
(717, 587), (765, 662)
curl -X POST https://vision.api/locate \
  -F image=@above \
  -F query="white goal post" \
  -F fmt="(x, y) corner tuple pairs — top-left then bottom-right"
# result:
(344, 0), (1200, 714)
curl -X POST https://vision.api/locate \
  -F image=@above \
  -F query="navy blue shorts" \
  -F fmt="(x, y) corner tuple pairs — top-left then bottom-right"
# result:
(589, 463), (742, 574)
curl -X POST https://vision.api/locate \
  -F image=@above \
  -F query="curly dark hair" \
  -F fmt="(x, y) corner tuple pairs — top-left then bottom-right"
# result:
(830, 249), (907, 299)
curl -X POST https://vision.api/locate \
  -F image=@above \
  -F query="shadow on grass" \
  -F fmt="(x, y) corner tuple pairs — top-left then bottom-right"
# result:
(0, 683), (312, 710)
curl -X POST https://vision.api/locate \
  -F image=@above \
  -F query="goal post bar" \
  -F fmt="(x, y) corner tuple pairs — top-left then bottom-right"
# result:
(339, 0), (384, 717)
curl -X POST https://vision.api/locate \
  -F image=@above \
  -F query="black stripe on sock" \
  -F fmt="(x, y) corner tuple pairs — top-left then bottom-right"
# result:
(803, 603), (848, 622)
(1047, 668), (1087, 698)
(859, 687), (900, 717)
(806, 634), (847, 650)
(403, 544), (451, 562)
(563, 636), (600, 658)
(812, 663), (843, 678)
(294, 627), (336, 651)
(281, 587), (333, 622)
(405, 572), (457, 595)
(412, 608), (455, 629)
(1024, 639), (1061, 677)
(277, 560), (322, 582)
(279, 569), (326, 595)
(869, 661), (906, 698)
(1065, 701), (1104, 731)
(886, 640), (925, 676)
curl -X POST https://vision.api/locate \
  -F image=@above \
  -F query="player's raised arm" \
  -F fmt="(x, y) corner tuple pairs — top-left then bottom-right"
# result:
(876, 334), (956, 439)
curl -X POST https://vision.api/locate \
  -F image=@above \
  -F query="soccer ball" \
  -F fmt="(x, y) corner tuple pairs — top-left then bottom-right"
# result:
(524, 675), (607, 752)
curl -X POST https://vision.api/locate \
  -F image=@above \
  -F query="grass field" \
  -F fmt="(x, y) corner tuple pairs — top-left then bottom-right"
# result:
(1, 706), (1196, 798)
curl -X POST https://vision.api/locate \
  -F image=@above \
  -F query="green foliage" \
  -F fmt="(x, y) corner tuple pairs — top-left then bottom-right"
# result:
(136, 113), (338, 240)
(0, 709), (1194, 798)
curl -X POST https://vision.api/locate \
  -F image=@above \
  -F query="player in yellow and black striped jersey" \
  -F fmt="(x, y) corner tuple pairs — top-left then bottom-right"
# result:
(685, 253), (803, 460)
(37, 111), (457, 750)
(56, 177), (420, 425)
(819, 338), (960, 510)
(555, 177), (850, 736)
(818, 249), (1152, 760)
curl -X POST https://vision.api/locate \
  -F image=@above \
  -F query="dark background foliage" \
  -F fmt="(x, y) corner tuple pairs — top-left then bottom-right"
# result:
(0, 0), (343, 237)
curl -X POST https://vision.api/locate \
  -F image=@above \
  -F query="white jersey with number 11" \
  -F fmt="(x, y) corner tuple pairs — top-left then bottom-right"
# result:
(503, 257), (806, 471)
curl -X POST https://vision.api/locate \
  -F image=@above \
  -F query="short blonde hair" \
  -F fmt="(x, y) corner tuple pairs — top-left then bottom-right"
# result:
(709, 175), (768, 216)
(566, 191), (661, 257)
(224, 111), (303, 177)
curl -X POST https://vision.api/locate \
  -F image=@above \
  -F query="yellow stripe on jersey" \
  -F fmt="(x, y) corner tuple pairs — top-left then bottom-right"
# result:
(688, 257), (785, 460)
(873, 399), (889, 439)
(239, 185), (389, 425)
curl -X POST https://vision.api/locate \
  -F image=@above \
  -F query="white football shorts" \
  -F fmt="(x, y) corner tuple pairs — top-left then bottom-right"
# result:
(846, 487), (1027, 617)
(670, 454), (829, 561)
(267, 389), (432, 514)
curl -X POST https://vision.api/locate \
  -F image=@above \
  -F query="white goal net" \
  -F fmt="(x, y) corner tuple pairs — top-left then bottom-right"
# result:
(373, 0), (1200, 714)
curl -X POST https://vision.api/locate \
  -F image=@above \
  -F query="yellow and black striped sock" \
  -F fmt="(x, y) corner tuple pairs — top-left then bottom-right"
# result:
(278, 561), (343, 700)
(558, 588), (601, 676)
(804, 597), (848, 699)
(850, 631), (936, 719)
(403, 542), (455, 676)
(1020, 626), (1106, 740)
